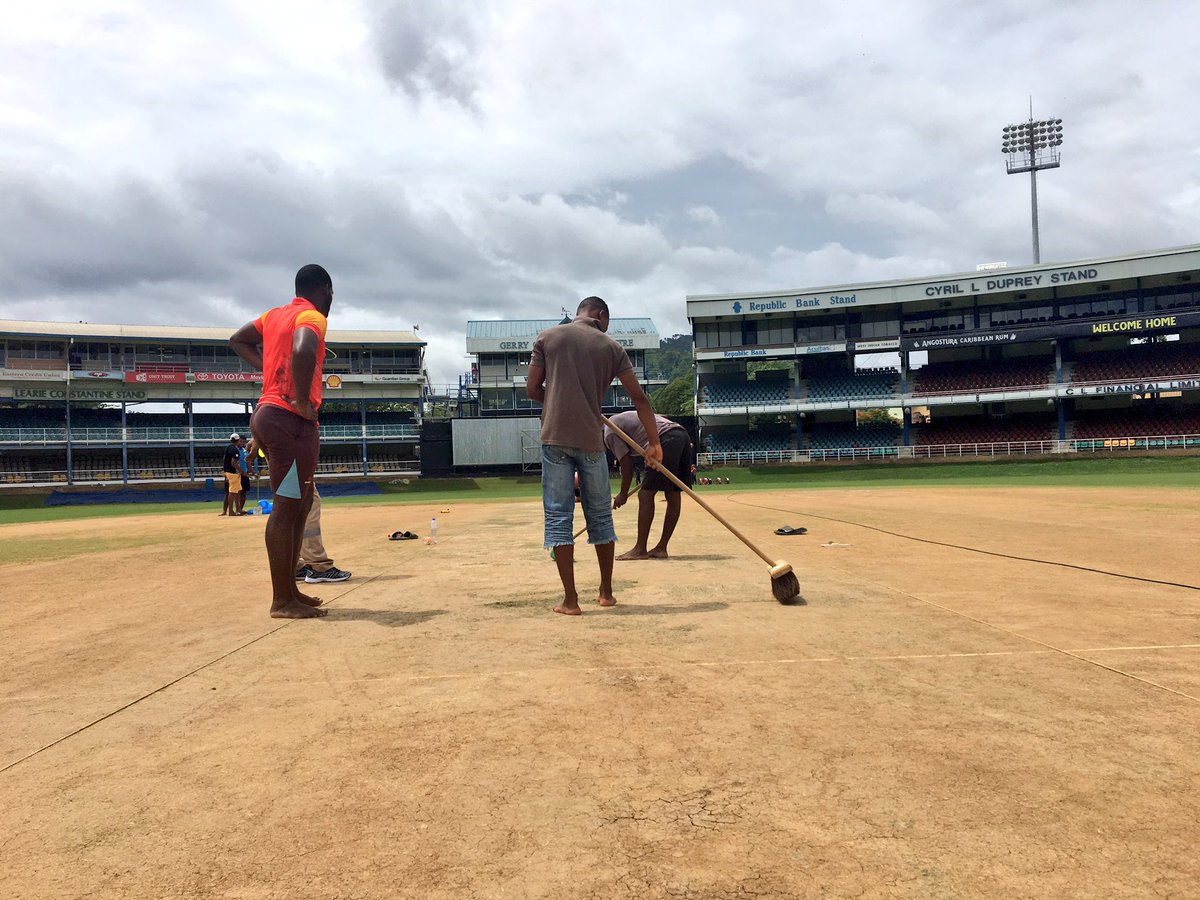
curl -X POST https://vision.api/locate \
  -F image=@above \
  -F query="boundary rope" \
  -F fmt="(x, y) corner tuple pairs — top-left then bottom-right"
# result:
(727, 494), (1200, 592)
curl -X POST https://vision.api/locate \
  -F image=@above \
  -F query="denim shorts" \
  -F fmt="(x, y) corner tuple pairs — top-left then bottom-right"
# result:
(541, 444), (617, 549)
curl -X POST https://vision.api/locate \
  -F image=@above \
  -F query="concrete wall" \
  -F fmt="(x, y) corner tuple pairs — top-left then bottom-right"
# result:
(451, 416), (541, 467)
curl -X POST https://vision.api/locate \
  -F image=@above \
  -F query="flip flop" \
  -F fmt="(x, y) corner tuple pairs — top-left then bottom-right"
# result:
(388, 531), (419, 541)
(774, 526), (808, 536)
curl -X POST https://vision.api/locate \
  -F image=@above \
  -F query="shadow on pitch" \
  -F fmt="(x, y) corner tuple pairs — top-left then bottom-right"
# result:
(330, 607), (448, 627)
(607, 600), (729, 616)
(625, 553), (736, 563)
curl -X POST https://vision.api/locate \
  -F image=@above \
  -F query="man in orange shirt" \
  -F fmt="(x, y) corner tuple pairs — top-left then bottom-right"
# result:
(230, 264), (334, 619)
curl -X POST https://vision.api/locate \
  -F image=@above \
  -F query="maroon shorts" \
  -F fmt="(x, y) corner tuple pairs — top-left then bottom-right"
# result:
(250, 404), (319, 500)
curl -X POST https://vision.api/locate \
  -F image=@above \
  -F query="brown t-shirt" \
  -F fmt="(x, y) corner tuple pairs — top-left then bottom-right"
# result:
(530, 317), (634, 452)
(603, 411), (686, 461)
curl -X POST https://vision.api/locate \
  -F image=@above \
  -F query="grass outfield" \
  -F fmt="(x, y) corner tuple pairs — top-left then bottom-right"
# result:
(0, 454), (1196, 525)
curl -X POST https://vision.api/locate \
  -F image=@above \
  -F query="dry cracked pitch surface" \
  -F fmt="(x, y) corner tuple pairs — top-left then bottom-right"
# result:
(2, 486), (1199, 898)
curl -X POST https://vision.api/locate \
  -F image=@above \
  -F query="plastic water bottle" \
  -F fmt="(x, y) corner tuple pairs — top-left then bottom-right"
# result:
(430, 516), (438, 544)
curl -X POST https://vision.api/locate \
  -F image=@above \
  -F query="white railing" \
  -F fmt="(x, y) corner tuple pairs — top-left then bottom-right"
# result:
(695, 432), (1200, 466)
(699, 449), (808, 465)
(0, 459), (421, 487)
(0, 424), (420, 445)
(908, 440), (1059, 458)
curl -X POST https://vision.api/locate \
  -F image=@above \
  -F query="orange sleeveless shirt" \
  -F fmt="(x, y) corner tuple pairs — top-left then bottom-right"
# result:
(253, 298), (328, 414)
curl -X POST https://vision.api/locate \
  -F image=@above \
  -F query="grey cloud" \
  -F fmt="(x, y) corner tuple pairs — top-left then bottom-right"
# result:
(469, 193), (673, 281)
(365, 0), (485, 105)
(1, 172), (214, 296)
(3, 1), (1200, 384)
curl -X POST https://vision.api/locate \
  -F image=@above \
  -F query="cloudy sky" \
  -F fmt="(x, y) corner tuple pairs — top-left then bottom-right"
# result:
(2, 0), (1197, 384)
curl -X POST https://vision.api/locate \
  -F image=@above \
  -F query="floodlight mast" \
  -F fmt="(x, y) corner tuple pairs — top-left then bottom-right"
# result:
(1001, 101), (1063, 264)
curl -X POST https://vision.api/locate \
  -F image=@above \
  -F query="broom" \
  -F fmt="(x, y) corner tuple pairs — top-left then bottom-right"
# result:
(602, 415), (802, 604)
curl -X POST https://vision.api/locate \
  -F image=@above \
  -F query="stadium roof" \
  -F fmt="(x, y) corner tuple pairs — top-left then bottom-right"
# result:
(0, 319), (424, 346)
(466, 318), (657, 339)
(686, 243), (1200, 302)
(685, 242), (1200, 318)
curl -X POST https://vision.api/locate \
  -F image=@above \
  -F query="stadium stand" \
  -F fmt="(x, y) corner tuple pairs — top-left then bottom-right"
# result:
(1, 318), (425, 485)
(702, 380), (791, 406)
(913, 414), (1057, 446)
(805, 422), (902, 452)
(1072, 406), (1200, 441)
(912, 358), (1054, 394)
(703, 431), (794, 454)
(804, 369), (898, 403)
(1069, 342), (1199, 383)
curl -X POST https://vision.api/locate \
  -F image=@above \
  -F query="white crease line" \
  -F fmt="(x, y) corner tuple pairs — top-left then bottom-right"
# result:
(1069, 643), (1200, 653)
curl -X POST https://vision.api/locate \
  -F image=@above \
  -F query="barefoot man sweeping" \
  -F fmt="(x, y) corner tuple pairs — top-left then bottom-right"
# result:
(526, 296), (662, 615)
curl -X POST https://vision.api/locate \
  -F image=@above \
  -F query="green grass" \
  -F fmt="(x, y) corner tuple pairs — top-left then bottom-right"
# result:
(0, 455), (1195, 526)
(693, 455), (1200, 490)
(0, 500), (228, 526)
(1, 532), (176, 564)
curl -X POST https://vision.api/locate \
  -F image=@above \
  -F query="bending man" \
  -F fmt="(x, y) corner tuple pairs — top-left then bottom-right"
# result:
(604, 411), (693, 560)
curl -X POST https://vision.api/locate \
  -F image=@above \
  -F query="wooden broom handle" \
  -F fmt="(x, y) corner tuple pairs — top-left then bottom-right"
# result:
(602, 414), (777, 567)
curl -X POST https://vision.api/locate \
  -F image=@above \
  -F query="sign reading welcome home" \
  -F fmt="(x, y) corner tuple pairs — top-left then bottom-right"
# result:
(902, 309), (1200, 351)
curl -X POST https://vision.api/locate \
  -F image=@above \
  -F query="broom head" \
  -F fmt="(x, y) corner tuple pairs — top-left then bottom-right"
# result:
(769, 560), (801, 604)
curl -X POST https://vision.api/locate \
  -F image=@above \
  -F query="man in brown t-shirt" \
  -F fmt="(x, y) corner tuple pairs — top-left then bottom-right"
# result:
(527, 296), (663, 615)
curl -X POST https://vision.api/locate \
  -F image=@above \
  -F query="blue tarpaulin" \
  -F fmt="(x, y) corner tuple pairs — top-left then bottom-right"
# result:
(45, 481), (383, 506)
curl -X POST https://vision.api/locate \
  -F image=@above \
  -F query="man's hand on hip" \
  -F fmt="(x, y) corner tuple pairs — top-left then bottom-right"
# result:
(290, 398), (318, 421)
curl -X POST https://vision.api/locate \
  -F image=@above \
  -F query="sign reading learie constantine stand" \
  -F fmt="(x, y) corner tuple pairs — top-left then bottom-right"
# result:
(13, 387), (149, 401)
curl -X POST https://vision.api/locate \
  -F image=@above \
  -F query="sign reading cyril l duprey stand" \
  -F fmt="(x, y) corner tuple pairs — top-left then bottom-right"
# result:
(689, 267), (1113, 316)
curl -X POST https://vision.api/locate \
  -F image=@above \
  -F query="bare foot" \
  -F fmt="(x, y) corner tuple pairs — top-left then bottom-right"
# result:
(616, 548), (649, 561)
(270, 599), (328, 618)
(295, 590), (325, 608)
(596, 594), (616, 608)
(554, 603), (582, 616)
(647, 548), (669, 559)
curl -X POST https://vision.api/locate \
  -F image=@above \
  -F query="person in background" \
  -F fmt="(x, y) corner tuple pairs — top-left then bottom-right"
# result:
(295, 485), (352, 583)
(220, 433), (243, 516)
(236, 435), (251, 515)
(244, 435), (351, 585)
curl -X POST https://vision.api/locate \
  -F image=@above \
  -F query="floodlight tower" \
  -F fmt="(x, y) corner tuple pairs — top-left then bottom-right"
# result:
(1001, 105), (1064, 264)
